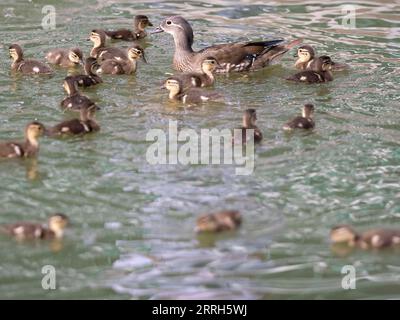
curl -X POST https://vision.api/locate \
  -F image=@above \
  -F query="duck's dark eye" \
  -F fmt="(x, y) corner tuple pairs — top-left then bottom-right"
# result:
(166, 20), (172, 25)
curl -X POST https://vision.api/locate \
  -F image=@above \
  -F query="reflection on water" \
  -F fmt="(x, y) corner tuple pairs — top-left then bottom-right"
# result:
(0, 0), (400, 299)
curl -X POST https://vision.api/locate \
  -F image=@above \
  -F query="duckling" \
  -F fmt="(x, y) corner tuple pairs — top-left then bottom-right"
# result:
(88, 29), (127, 61)
(195, 210), (242, 233)
(172, 56), (219, 89)
(286, 56), (333, 83)
(1, 214), (69, 240)
(61, 76), (98, 112)
(234, 109), (263, 144)
(70, 57), (103, 87)
(96, 46), (146, 75)
(48, 105), (100, 136)
(9, 44), (53, 75)
(0, 122), (45, 158)
(330, 225), (400, 249)
(295, 45), (349, 72)
(45, 47), (83, 68)
(163, 78), (223, 104)
(283, 104), (315, 130)
(152, 15), (301, 73)
(105, 15), (153, 41)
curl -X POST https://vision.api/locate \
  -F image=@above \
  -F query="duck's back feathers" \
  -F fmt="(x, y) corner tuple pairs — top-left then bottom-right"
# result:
(0, 142), (25, 158)
(14, 60), (53, 74)
(283, 116), (315, 130)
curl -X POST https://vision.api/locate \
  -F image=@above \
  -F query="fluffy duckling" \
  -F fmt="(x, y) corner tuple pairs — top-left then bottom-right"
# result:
(61, 76), (99, 112)
(1, 214), (69, 240)
(172, 57), (219, 89)
(234, 109), (263, 144)
(163, 78), (223, 104)
(0, 122), (45, 158)
(295, 45), (349, 71)
(96, 46), (146, 75)
(330, 225), (400, 249)
(70, 57), (103, 87)
(9, 44), (53, 74)
(283, 104), (315, 130)
(287, 56), (334, 84)
(89, 29), (127, 61)
(48, 105), (100, 136)
(105, 15), (153, 41)
(195, 210), (242, 233)
(45, 47), (83, 68)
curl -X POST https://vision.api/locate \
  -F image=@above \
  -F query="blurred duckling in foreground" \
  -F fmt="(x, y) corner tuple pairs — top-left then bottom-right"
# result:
(295, 45), (349, 72)
(0, 122), (45, 158)
(330, 225), (400, 250)
(48, 105), (99, 136)
(163, 78), (223, 104)
(61, 76), (99, 112)
(195, 210), (242, 233)
(233, 109), (263, 144)
(70, 57), (103, 88)
(9, 44), (53, 75)
(45, 47), (83, 68)
(105, 15), (153, 41)
(96, 46), (146, 75)
(283, 104), (315, 131)
(1, 214), (69, 240)
(287, 55), (333, 83)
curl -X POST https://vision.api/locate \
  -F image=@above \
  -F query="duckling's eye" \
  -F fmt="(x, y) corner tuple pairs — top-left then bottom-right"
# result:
(166, 20), (172, 25)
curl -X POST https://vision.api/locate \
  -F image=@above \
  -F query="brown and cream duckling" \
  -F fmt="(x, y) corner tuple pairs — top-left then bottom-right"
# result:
(172, 56), (219, 89)
(45, 47), (83, 68)
(287, 55), (334, 83)
(105, 15), (153, 41)
(283, 104), (315, 131)
(234, 109), (263, 144)
(70, 57), (103, 87)
(0, 122), (45, 158)
(9, 44), (53, 74)
(195, 210), (242, 233)
(330, 225), (400, 250)
(1, 214), (69, 240)
(163, 78), (223, 104)
(61, 76), (99, 112)
(295, 45), (349, 72)
(48, 105), (100, 136)
(88, 29), (127, 62)
(96, 46), (146, 75)
(152, 16), (301, 73)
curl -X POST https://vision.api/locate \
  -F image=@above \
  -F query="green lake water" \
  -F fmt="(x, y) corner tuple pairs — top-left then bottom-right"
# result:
(0, 0), (400, 299)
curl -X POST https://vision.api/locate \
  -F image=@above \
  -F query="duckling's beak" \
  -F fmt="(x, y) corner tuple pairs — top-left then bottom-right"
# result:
(141, 53), (148, 64)
(293, 53), (298, 57)
(148, 21), (154, 27)
(151, 26), (164, 34)
(79, 59), (84, 66)
(86, 38), (91, 41)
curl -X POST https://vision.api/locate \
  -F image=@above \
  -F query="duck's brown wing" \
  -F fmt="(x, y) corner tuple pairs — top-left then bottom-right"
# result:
(97, 48), (127, 62)
(171, 73), (202, 89)
(286, 70), (324, 83)
(49, 119), (87, 136)
(283, 116), (314, 130)
(1, 222), (43, 238)
(61, 94), (97, 111)
(105, 29), (136, 41)
(97, 59), (126, 74)
(71, 74), (102, 87)
(0, 142), (25, 158)
(18, 60), (53, 74)
(45, 49), (67, 64)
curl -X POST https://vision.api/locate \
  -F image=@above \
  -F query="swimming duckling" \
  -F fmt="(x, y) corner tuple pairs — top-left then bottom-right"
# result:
(234, 109), (263, 144)
(283, 104), (315, 130)
(61, 76), (98, 112)
(70, 57), (103, 87)
(1, 214), (69, 240)
(295, 45), (349, 72)
(287, 56), (333, 83)
(330, 225), (400, 249)
(45, 47), (83, 68)
(0, 122), (45, 158)
(9, 44), (53, 75)
(163, 78), (223, 104)
(195, 210), (242, 233)
(96, 46), (146, 75)
(105, 15), (153, 41)
(172, 56), (219, 89)
(88, 29), (127, 61)
(48, 105), (100, 136)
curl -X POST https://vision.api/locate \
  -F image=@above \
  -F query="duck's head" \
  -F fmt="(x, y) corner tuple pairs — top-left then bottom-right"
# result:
(295, 45), (315, 62)
(88, 29), (106, 47)
(317, 55), (334, 71)
(134, 15), (153, 31)
(68, 48), (84, 65)
(302, 103), (314, 118)
(48, 213), (69, 238)
(163, 77), (182, 95)
(243, 108), (257, 128)
(201, 56), (219, 73)
(9, 44), (23, 62)
(153, 16), (194, 47)
(84, 57), (99, 74)
(195, 210), (242, 233)
(25, 121), (46, 144)
(63, 76), (78, 95)
(127, 46), (147, 63)
(330, 225), (359, 245)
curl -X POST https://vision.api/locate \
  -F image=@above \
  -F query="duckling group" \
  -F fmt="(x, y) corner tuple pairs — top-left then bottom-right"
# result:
(2, 14), (396, 252)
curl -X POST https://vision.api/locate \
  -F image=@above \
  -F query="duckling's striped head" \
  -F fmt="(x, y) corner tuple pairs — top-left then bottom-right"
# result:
(63, 76), (78, 95)
(319, 55), (334, 71)
(89, 30), (106, 46)
(296, 45), (315, 62)
(48, 213), (69, 237)
(202, 56), (219, 73)
(164, 77), (182, 91)
(243, 108), (257, 128)
(83, 57), (99, 74)
(330, 225), (358, 245)
(25, 121), (46, 143)
(68, 48), (83, 65)
(302, 104), (315, 118)
(134, 15), (153, 30)
(9, 44), (23, 62)
(128, 46), (146, 63)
